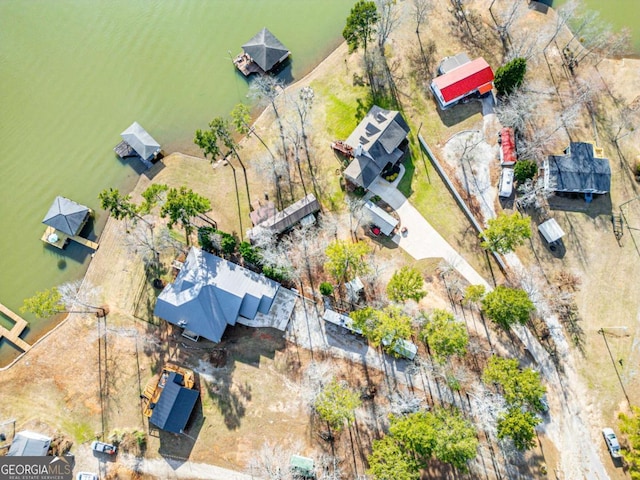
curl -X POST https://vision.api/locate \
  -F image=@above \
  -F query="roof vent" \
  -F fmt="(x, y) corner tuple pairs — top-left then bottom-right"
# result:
(376, 112), (387, 122)
(359, 136), (369, 144)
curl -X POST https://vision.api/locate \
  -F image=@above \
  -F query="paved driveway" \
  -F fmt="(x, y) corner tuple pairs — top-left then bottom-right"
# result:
(367, 177), (490, 288)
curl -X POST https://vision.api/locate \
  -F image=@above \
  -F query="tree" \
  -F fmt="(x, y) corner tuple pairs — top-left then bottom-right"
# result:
(208, 116), (252, 208)
(480, 212), (531, 254)
(481, 286), (535, 330)
(98, 188), (139, 221)
(387, 266), (426, 303)
(319, 282), (334, 296)
(342, 0), (379, 53)
(420, 309), (468, 363)
(324, 240), (371, 284)
(376, 0), (398, 49)
(464, 284), (486, 305)
(350, 305), (412, 355)
(390, 408), (478, 471)
(513, 160), (538, 184)
(21, 284), (106, 318)
(497, 407), (540, 451)
(231, 103), (276, 160)
(239, 241), (260, 266)
(482, 356), (546, 410)
(494, 57), (527, 95)
(314, 379), (362, 432)
(139, 183), (168, 214)
(20, 288), (64, 318)
(160, 186), (211, 244)
(413, 0), (433, 35)
(618, 407), (640, 478)
(367, 436), (419, 480)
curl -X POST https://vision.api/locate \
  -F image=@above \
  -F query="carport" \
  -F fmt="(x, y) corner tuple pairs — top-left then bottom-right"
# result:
(538, 218), (565, 245)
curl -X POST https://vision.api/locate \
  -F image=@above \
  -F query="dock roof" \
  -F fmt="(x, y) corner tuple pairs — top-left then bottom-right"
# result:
(42, 196), (90, 237)
(242, 28), (290, 72)
(120, 122), (161, 162)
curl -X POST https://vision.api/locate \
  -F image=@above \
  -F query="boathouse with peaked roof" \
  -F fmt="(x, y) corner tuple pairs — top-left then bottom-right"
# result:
(114, 121), (161, 169)
(233, 28), (290, 76)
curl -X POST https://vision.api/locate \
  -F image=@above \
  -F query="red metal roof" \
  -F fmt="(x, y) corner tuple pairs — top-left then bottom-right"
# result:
(432, 58), (494, 103)
(500, 127), (517, 165)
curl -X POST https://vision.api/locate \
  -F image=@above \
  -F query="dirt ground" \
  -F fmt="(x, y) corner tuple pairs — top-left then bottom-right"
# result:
(2, 1), (640, 479)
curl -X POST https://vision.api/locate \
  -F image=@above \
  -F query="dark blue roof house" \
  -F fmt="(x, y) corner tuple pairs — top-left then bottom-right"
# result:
(154, 247), (280, 343)
(544, 142), (611, 201)
(149, 371), (199, 434)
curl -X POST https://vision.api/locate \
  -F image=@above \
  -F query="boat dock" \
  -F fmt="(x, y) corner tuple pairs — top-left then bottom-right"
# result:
(233, 53), (263, 76)
(41, 226), (99, 251)
(0, 303), (31, 352)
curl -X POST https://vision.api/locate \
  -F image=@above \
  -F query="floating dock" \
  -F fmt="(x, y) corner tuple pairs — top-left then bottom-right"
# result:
(41, 226), (99, 251)
(0, 303), (31, 352)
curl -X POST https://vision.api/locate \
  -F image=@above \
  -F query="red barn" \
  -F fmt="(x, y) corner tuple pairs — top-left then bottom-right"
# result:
(431, 57), (494, 109)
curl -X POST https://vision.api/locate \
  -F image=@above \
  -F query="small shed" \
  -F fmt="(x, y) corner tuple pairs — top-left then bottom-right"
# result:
(42, 196), (91, 237)
(8, 431), (51, 456)
(290, 454), (315, 478)
(363, 201), (398, 236)
(538, 218), (565, 244)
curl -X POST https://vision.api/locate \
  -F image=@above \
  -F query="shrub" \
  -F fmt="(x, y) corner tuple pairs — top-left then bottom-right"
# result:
(514, 160), (537, 183)
(319, 282), (334, 296)
(239, 241), (261, 265)
(494, 57), (527, 95)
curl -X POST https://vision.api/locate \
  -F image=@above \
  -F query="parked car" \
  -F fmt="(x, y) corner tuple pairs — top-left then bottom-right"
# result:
(91, 440), (117, 455)
(76, 473), (99, 480)
(602, 428), (622, 458)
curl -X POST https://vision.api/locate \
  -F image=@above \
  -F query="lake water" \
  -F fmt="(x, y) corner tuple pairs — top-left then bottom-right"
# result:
(553, 0), (640, 53)
(0, 0), (353, 364)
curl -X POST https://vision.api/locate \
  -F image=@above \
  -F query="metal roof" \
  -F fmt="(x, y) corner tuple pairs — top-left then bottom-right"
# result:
(438, 52), (471, 74)
(363, 201), (398, 235)
(154, 248), (279, 343)
(42, 196), (90, 236)
(242, 28), (290, 72)
(547, 142), (611, 193)
(8, 431), (51, 456)
(149, 372), (199, 434)
(431, 57), (494, 104)
(538, 218), (565, 244)
(120, 122), (161, 162)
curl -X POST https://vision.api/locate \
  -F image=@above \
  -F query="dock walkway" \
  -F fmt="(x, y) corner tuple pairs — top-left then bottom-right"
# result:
(41, 226), (99, 251)
(0, 303), (31, 352)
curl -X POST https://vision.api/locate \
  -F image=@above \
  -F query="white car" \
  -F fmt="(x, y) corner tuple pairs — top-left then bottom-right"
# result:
(602, 427), (622, 458)
(76, 473), (98, 480)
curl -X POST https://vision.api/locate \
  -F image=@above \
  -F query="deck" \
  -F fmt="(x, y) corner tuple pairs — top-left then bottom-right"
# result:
(331, 141), (354, 158)
(0, 303), (31, 352)
(233, 53), (264, 76)
(41, 226), (99, 251)
(141, 365), (196, 418)
(113, 140), (136, 158)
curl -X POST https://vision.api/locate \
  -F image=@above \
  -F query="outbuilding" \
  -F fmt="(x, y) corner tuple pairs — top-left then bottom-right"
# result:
(431, 57), (494, 109)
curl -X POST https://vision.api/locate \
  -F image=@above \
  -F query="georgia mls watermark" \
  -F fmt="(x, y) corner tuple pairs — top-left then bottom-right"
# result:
(0, 456), (74, 480)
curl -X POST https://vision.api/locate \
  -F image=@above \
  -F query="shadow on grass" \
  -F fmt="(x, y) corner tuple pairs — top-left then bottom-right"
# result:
(157, 397), (204, 466)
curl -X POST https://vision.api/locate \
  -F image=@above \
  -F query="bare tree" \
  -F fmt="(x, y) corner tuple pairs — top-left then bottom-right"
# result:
(376, 0), (399, 49)
(247, 440), (304, 480)
(345, 196), (366, 240)
(250, 75), (288, 174)
(253, 152), (289, 210)
(294, 86), (316, 181)
(488, 0), (527, 52)
(413, 0), (433, 34)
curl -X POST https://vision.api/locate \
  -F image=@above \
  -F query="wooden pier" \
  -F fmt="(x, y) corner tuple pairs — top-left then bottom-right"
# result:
(233, 53), (264, 76)
(41, 226), (99, 251)
(0, 303), (31, 352)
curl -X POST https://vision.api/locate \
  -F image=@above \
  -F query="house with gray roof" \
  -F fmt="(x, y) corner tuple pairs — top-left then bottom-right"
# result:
(544, 142), (611, 201)
(343, 106), (410, 189)
(154, 247), (280, 343)
(42, 196), (91, 237)
(8, 431), (51, 456)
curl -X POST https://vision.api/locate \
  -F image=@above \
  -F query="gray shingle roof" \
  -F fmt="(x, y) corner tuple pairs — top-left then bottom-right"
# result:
(547, 142), (611, 193)
(149, 372), (199, 434)
(242, 28), (290, 72)
(154, 248), (279, 343)
(344, 106), (410, 188)
(258, 194), (320, 234)
(121, 122), (161, 162)
(42, 196), (90, 236)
